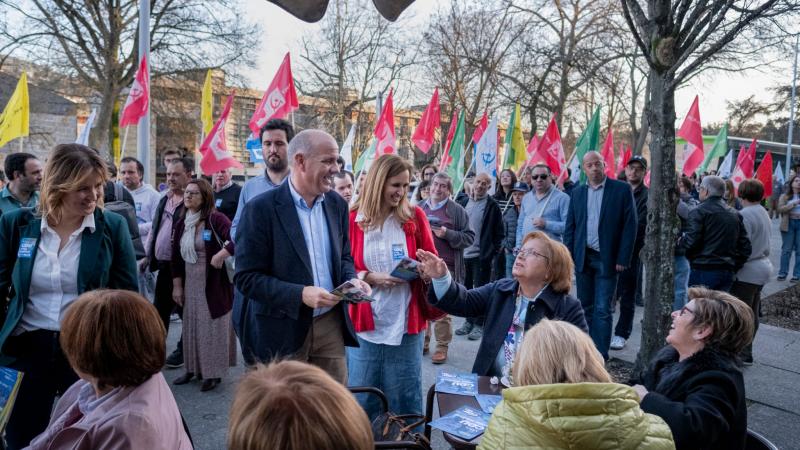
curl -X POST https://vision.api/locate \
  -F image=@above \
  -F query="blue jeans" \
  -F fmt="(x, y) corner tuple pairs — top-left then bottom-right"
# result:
(673, 255), (691, 310)
(576, 250), (619, 360)
(779, 218), (800, 278)
(688, 268), (734, 292)
(347, 333), (424, 421)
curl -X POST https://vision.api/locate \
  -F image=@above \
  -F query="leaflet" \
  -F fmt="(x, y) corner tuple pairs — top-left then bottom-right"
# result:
(435, 370), (478, 396)
(428, 406), (490, 441)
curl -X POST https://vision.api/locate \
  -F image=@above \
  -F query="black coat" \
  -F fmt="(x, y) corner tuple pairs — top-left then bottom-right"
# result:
(681, 196), (751, 271)
(635, 346), (747, 450)
(428, 278), (588, 376)
(456, 195), (504, 262)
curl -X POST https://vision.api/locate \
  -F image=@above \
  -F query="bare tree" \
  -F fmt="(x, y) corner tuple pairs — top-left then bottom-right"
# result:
(726, 95), (771, 136)
(621, 0), (800, 372)
(0, 0), (259, 154)
(296, 0), (415, 158)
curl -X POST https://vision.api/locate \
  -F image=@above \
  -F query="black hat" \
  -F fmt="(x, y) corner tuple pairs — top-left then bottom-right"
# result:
(511, 182), (530, 193)
(627, 155), (648, 170)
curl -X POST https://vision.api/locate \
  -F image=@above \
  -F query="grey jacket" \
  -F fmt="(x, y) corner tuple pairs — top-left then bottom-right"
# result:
(424, 199), (475, 284)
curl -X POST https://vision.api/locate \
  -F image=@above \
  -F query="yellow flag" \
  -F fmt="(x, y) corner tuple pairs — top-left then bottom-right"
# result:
(201, 70), (213, 136)
(0, 72), (30, 148)
(502, 103), (526, 171)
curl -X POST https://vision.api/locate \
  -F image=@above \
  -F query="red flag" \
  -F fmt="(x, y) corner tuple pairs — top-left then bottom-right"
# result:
(120, 56), (149, 127)
(374, 89), (395, 156)
(439, 109), (459, 171)
(731, 139), (756, 189)
(644, 170), (651, 187)
(617, 144), (631, 177)
(600, 128), (616, 179)
(755, 151), (773, 198)
(524, 133), (542, 168)
(411, 88), (440, 154)
(536, 114), (567, 185)
(678, 95), (704, 176)
(249, 53), (299, 135)
(199, 93), (243, 175)
(472, 110), (488, 144)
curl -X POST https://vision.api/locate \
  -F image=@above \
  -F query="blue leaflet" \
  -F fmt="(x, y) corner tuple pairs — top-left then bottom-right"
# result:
(435, 370), (478, 396)
(475, 394), (502, 414)
(429, 406), (491, 441)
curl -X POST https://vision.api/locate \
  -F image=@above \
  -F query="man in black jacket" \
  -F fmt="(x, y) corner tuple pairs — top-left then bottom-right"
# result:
(455, 172), (504, 341)
(682, 175), (751, 292)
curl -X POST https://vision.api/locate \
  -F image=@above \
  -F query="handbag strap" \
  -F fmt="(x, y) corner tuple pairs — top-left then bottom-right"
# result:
(207, 218), (227, 249)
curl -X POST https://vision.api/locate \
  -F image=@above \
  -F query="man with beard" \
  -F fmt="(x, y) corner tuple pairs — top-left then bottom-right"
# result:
(230, 119), (293, 364)
(332, 171), (354, 203)
(0, 153), (42, 215)
(231, 119), (293, 239)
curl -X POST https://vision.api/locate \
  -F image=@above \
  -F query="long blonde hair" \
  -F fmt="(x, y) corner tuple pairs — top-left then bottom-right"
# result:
(351, 154), (413, 229)
(39, 144), (108, 224)
(228, 361), (373, 450)
(513, 319), (611, 386)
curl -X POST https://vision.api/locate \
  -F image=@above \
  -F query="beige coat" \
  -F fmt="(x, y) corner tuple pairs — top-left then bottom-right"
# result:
(777, 193), (800, 232)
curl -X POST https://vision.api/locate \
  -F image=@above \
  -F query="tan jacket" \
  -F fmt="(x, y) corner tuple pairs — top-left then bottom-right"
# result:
(777, 193), (800, 232)
(478, 383), (674, 450)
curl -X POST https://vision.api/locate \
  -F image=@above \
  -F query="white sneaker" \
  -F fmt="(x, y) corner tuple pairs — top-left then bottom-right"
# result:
(610, 336), (626, 350)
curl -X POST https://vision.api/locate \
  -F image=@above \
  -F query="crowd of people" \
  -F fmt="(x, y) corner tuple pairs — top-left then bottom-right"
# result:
(0, 119), (794, 449)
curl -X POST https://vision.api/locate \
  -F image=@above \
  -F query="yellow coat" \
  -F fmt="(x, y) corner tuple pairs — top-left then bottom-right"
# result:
(478, 383), (675, 450)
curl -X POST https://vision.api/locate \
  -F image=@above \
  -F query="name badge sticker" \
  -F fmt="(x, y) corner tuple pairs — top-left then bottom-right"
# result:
(215, 198), (223, 208)
(391, 243), (406, 261)
(18, 238), (36, 258)
(202, 230), (212, 242)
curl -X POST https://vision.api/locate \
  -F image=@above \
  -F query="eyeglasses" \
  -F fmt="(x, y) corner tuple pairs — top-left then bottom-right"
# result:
(184, 191), (202, 197)
(513, 248), (549, 260)
(531, 174), (550, 181)
(678, 306), (695, 316)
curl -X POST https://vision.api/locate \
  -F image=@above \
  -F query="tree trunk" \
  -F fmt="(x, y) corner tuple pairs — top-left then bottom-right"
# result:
(634, 67), (679, 376)
(633, 76), (652, 155)
(90, 83), (120, 159)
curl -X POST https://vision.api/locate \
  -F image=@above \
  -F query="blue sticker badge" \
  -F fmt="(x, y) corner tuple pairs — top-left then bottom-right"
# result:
(215, 198), (222, 208)
(391, 243), (405, 261)
(17, 238), (36, 259)
(202, 230), (212, 242)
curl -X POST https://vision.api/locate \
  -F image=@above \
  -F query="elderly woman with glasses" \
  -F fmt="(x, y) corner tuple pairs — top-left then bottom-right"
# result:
(631, 287), (754, 450)
(417, 231), (587, 381)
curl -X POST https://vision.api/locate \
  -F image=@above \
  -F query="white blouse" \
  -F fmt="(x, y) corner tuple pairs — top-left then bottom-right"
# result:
(358, 214), (412, 346)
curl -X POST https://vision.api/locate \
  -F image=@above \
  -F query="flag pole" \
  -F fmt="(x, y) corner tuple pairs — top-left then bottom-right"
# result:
(137, 0), (151, 185)
(121, 127), (130, 158)
(786, 34), (798, 180)
(18, 136), (23, 153)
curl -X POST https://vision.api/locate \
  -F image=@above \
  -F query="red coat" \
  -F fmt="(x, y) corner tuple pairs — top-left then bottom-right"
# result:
(348, 206), (442, 335)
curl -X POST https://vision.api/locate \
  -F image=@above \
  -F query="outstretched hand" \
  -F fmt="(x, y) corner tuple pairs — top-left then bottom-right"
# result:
(416, 249), (448, 279)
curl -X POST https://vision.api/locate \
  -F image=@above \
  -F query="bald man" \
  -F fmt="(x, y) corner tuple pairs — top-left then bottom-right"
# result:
(235, 129), (371, 383)
(454, 172), (504, 340)
(564, 151), (637, 360)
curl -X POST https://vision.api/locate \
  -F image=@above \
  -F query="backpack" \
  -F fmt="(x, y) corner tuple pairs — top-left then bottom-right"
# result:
(106, 182), (146, 260)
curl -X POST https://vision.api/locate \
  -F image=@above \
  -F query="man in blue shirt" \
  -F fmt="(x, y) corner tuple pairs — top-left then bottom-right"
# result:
(516, 163), (570, 243)
(0, 153), (42, 215)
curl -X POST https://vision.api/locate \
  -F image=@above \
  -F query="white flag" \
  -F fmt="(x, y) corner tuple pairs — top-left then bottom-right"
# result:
(775, 162), (785, 186)
(341, 124), (356, 172)
(76, 109), (96, 145)
(568, 152), (581, 184)
(475, 117), (499, 195)
(717, 150), (734, 179)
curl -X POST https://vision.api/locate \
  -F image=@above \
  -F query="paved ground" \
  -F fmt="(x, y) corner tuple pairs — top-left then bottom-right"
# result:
(167, 217), (800, 450)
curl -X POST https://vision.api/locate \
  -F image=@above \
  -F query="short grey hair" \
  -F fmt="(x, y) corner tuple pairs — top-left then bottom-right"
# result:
(287, 129), (336, 162)
(701, 175), (725, 197)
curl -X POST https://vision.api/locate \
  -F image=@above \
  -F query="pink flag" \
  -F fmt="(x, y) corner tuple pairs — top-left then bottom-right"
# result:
(617, 144), (632, 177)
(731, 140), (756, 189)
(120, 56), (150, 127)
(600, 128), (616, 179)
(412, 88), (440, 154)
(199, 93), (243, 175)
(439, 109), (459, 171)
(374, 89), (395, 156)
(249, 53), (299, 135)
(524, 133), (542, 168)
(537, 114), (567, 185)
(472, 110), (488, 144)
(644, 170), (651, 187)
(678, 95), (704, 176)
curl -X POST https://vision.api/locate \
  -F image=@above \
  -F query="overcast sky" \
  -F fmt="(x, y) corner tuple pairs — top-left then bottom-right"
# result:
(243, 0), (793, 130)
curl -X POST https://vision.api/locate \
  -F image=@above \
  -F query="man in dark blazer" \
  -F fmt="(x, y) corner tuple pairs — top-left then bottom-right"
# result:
(234, 129), (371, 383)
(564, 150), (637, 360)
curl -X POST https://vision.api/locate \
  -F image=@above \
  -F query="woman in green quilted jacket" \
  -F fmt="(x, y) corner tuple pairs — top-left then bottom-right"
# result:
(479, 320), (675, 449)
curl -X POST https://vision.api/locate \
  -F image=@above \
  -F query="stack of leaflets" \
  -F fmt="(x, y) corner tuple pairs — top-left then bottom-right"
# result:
(0, 367), (23, 432)
(389, 257), (420, 281)
(475, 394), (502, 414)
(428, 406), (491, 441)
(331, 281), (374, 303)
(435, 370), (478, 396)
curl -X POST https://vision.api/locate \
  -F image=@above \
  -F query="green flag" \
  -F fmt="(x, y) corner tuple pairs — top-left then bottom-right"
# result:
(700, 123), (728, 172)
(573, 106), (601, 182)
(354, 139), (376, 175)
(502, 103), (527, 171)
(445, 111), (467, 193)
